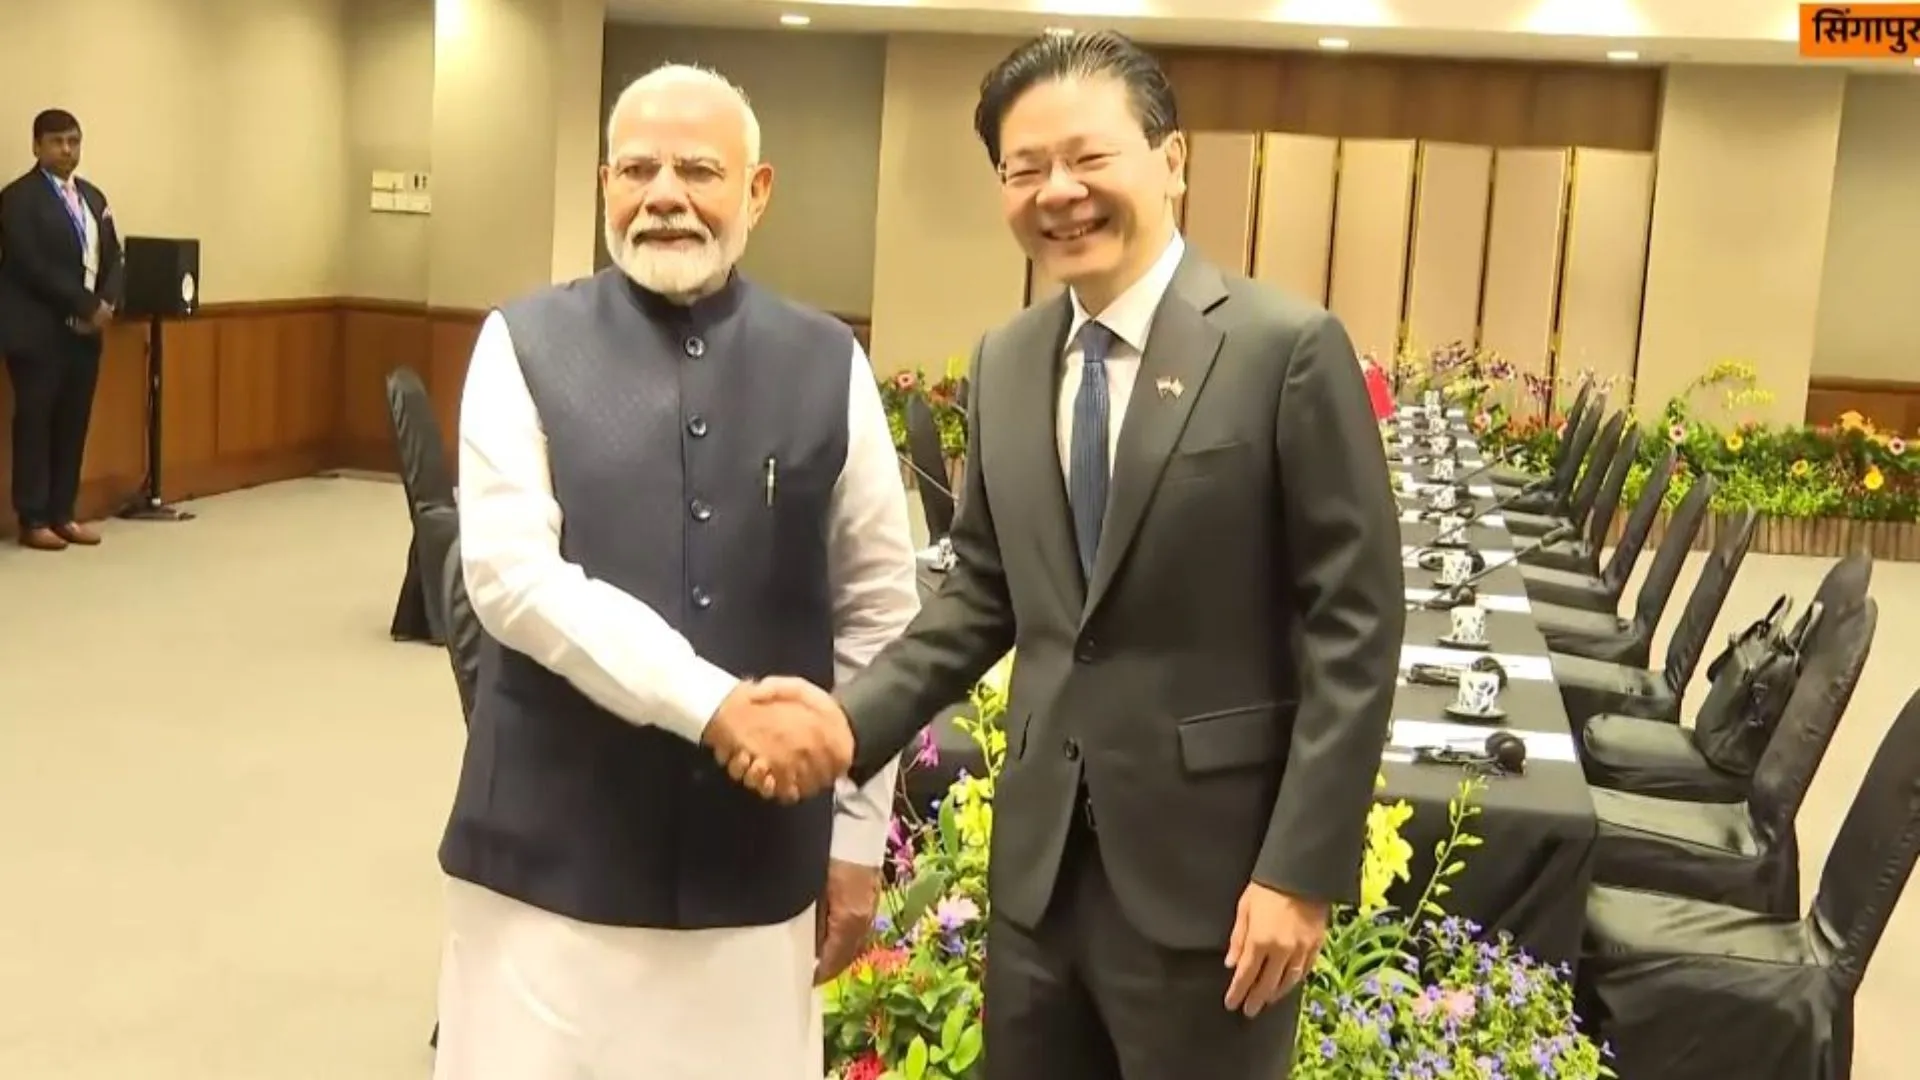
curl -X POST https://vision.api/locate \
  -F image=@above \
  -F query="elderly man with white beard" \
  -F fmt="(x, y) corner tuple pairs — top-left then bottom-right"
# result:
(430, 63), (920, 1080)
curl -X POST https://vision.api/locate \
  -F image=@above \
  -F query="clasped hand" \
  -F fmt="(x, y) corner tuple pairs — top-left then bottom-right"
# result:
(702, 677), (851, 802)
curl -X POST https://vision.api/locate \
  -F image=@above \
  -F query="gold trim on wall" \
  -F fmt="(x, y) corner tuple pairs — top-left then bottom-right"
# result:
(1321, 139), (1346, 305)
(1545, 147), (1581, 413)
(1396, 141), (1427, 357)
(1472, 151), (1501, 351)
(1244, 135), (1269, 278)
(1626, 154), (1660, 412)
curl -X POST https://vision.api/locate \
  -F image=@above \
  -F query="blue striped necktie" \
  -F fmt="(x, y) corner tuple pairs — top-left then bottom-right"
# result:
(1069, 322), (1115, 580)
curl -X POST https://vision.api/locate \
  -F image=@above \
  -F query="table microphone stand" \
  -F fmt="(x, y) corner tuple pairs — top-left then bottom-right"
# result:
(117, 313), (195, 522)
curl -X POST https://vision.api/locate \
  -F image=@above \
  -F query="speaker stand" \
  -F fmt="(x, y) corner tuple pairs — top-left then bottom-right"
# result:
(117, 314), (195, 523)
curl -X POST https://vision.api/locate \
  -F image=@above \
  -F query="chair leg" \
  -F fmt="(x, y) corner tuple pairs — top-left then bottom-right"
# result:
(390, 536), (440, 644)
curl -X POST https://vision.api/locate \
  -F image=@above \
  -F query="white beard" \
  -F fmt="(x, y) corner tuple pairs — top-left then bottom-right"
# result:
(605, 195), (752, 300)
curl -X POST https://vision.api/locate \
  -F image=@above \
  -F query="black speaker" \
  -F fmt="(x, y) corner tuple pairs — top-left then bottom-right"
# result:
(121, 236), (200, 319)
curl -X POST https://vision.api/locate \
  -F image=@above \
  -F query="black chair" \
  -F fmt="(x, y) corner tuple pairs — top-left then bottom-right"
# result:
(1586, 595), (1877, 918)
(385, 365), (458, 645)
(904, 392), (954, 540)
(1530, 456), (1702, 668)
(1521, 420), (1639, 574)
(1505, 410), (1626, 538)
(1576, 681), (1920, 1080)
(1502, 394), (1605, 517)
(1520, 442), (1675, 613)
(1549, 492), (1748, 729)
(1490, 379), (1592, 489)
(1581, 551), (1875, 803)
(441, 537), (481, 723)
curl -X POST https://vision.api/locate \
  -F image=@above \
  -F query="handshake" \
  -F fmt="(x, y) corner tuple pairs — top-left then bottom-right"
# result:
(701, 677), (856, 803)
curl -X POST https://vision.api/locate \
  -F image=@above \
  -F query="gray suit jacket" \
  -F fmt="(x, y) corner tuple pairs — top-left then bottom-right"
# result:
(842, 251), (1405, 951)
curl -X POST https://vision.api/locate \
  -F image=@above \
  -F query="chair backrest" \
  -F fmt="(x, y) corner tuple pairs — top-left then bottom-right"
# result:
(385, 366), (456, 516)
(1812, 680), (1920, 990)
(905, 392), (955, 539)
(1554, 381), (1594, 463)
(1567, 412), (1628, 537)
(1629, 472), (1715, 637)
(1600, 442), (1675, 592)
(1747, 596), (1879, 856)
(1581, 421), (1640, 553)
(1804, 550), (1875, 630)
(1548, 396), (1606, 511)
(1660, 507), (1759, 694)
(441, 536), (482, 723)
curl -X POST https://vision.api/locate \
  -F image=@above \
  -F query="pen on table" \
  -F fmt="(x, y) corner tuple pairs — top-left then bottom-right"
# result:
(764, 455), (777, 506)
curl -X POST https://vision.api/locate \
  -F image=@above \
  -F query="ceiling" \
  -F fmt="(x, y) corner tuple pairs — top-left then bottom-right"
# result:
(606, 0), (1917, 71)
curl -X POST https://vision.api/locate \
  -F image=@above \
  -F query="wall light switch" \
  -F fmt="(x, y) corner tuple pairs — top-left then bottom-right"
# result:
(370, 191), (397, 211)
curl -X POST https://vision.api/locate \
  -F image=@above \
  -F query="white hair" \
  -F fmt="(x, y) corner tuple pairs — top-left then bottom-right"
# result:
(605, 62), (762, 165)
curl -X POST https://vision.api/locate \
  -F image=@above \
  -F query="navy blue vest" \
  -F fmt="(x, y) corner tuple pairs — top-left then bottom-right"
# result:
(439, 268), (853, 929)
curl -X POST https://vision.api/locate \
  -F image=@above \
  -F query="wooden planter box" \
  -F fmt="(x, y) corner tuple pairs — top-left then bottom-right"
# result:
(1605, 509), (1920, 561)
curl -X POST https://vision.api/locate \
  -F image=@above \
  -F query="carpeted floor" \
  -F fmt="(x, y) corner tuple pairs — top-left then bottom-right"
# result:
(0, 476), (1913, 1077)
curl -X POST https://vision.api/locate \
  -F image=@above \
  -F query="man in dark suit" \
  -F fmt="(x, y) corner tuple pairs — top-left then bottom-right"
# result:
(0, 109), (122, 550)
(724, 31), (1405, 1079)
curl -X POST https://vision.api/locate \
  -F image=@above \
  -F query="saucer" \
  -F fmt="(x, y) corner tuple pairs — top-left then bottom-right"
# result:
(1438, 635), (1490, 651)
(1444, 704), (1507, 723)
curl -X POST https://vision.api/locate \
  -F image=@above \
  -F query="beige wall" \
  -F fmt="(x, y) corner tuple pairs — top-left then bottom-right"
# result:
(868, 34), (1029, 374)
(598, 26), (886, 317)
(1813, 74), (1920, 384)
(344, 0), (435, 301)
(1, 0), (350, 303)
(1637, 66), (1846, 425)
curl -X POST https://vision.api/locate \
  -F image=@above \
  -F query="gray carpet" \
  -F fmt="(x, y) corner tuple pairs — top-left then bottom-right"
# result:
(0, 476), (1913, 1077)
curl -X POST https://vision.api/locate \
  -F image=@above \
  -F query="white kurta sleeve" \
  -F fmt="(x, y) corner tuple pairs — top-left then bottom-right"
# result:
(827, 341), (923, 866)
(456, 310), (741, 745)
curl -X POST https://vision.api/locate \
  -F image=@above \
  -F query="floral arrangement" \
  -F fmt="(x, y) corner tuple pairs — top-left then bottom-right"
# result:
(823, 655), (1612, 1079)
(877, 363), (969, 459)
(1476, 359), (1920, 523)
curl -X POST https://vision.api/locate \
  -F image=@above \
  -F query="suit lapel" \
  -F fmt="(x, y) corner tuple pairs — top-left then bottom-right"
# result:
(1082, 254), (1229, 620)
(1004, 294), (1087, 615)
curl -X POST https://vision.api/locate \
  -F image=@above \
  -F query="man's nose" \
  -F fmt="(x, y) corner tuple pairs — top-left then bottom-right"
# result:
(642, 176), (689, 217)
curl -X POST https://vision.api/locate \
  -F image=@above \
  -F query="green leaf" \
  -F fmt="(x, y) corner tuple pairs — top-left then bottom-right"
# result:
(893, 869), (950, 928)
(950, 1025), (983, 1072)
(940, 1004), (966, 1051)
(904, 1036), (930, 1080)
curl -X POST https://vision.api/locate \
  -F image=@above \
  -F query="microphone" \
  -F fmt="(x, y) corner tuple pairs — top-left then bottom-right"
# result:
(1419, 468), (1558, 541)
(896, 452), (954, 500)
(1411, 730), (1528, 777)
(1411, 523), (1578, 610)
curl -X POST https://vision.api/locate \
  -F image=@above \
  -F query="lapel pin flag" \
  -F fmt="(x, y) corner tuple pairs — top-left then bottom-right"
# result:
(1156, 375), (1184, 399)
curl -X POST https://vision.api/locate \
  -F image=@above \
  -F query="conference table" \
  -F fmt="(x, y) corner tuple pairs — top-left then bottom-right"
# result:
(1381, 410), (1597, 965)
(904, 408), (1597, 964)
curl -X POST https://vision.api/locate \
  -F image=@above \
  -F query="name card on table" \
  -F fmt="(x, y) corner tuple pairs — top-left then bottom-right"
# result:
(1404, 588), (1530, 614)
(1401, 545), (1514, 566)
(1400, 644), (1552, 680)
(1393, 474), (1496, 498)
(1400, 510), (1505, 529)
(1386, 718), (1578, 763)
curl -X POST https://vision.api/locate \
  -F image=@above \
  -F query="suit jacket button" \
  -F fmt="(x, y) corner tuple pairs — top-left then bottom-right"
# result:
(1074, 639), (1097, 663)
(1062, 738), (1081, 761)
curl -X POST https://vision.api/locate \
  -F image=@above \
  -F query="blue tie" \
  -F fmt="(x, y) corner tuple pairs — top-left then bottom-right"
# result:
(1069, 322), (1114, 580)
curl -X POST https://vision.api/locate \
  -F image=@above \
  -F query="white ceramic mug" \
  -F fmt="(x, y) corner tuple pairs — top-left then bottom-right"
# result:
(1422, 390), (1442, 410)
(1455, 670), (1501, 715)
(1449, 604), (1488, 645)
(1438, 549), (1473, 585)
(1428, 434), (1454, 455)
(1431, 486), (1459, 513)
(1431, 457), (1457, 482)
(1438, 513), (1468, 538)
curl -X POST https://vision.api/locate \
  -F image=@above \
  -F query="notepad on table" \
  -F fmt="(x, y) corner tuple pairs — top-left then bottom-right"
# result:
(1399, 510), (1505, 529)
(1399, 645), (1552, 681)
(1388, 718), (1578, 763)
(1404, 588), (1530, 614)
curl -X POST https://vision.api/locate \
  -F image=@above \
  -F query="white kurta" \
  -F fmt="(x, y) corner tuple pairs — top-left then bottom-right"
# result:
(437, 308), (922, 1079)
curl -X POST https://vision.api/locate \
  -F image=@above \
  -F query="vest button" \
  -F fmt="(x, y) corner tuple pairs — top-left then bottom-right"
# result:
(691, 587), (713, 610)
(687, 415), (708, 437)
(690, 498), (713, 522)
(1062, 738), (1081, 761)
(1074, 638), (1098, 663)
(684, 336), (706, 358)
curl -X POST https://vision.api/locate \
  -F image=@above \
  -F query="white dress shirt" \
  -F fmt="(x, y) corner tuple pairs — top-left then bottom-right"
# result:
(1055, 233), (1186, 475)
(456, 310), (921, 867)
(44, 171), (100, 290)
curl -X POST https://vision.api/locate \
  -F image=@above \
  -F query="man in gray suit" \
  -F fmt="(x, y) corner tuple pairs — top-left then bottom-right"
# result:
(734, 31), (1404, 1078)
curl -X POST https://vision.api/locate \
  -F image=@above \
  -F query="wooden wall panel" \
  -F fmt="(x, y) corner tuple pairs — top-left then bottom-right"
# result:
(1328, 139), (1417, 361)
(1405, 142), (1493, 354)
(1557, 148), (1656, 409)
(1251, 133), (1338, 304)
(0, 299), (873, 535)
(1479, 149), (1571, 396)
(1156, 48), (1661, 151)
(1806, 378), (1920, 432)
(1183, 133), (1259, 274)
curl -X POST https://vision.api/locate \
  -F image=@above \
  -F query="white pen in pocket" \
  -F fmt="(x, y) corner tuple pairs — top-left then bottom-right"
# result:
(764, 455), (778, 506)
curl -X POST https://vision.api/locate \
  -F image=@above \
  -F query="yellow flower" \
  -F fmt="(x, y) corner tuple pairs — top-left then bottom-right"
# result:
(1724, 433), (1744, 452)
(1839, 410), (1867, 432)
(1790, 459), (1811, 477)
(1864, 465), (1886, 492)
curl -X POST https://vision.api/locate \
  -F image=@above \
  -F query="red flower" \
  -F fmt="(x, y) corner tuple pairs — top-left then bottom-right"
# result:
(845, 1052), (887, 1080)
(892, 371), (918, 392)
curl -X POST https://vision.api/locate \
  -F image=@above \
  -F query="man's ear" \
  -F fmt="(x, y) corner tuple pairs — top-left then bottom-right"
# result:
(746, 162), (776, 228)
(1163, 131), (1189, 201)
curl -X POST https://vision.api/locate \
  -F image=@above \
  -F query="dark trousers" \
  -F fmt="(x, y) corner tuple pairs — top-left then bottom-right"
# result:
(984, 815), (1301, 1080)
(5, 333), (103, 528)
